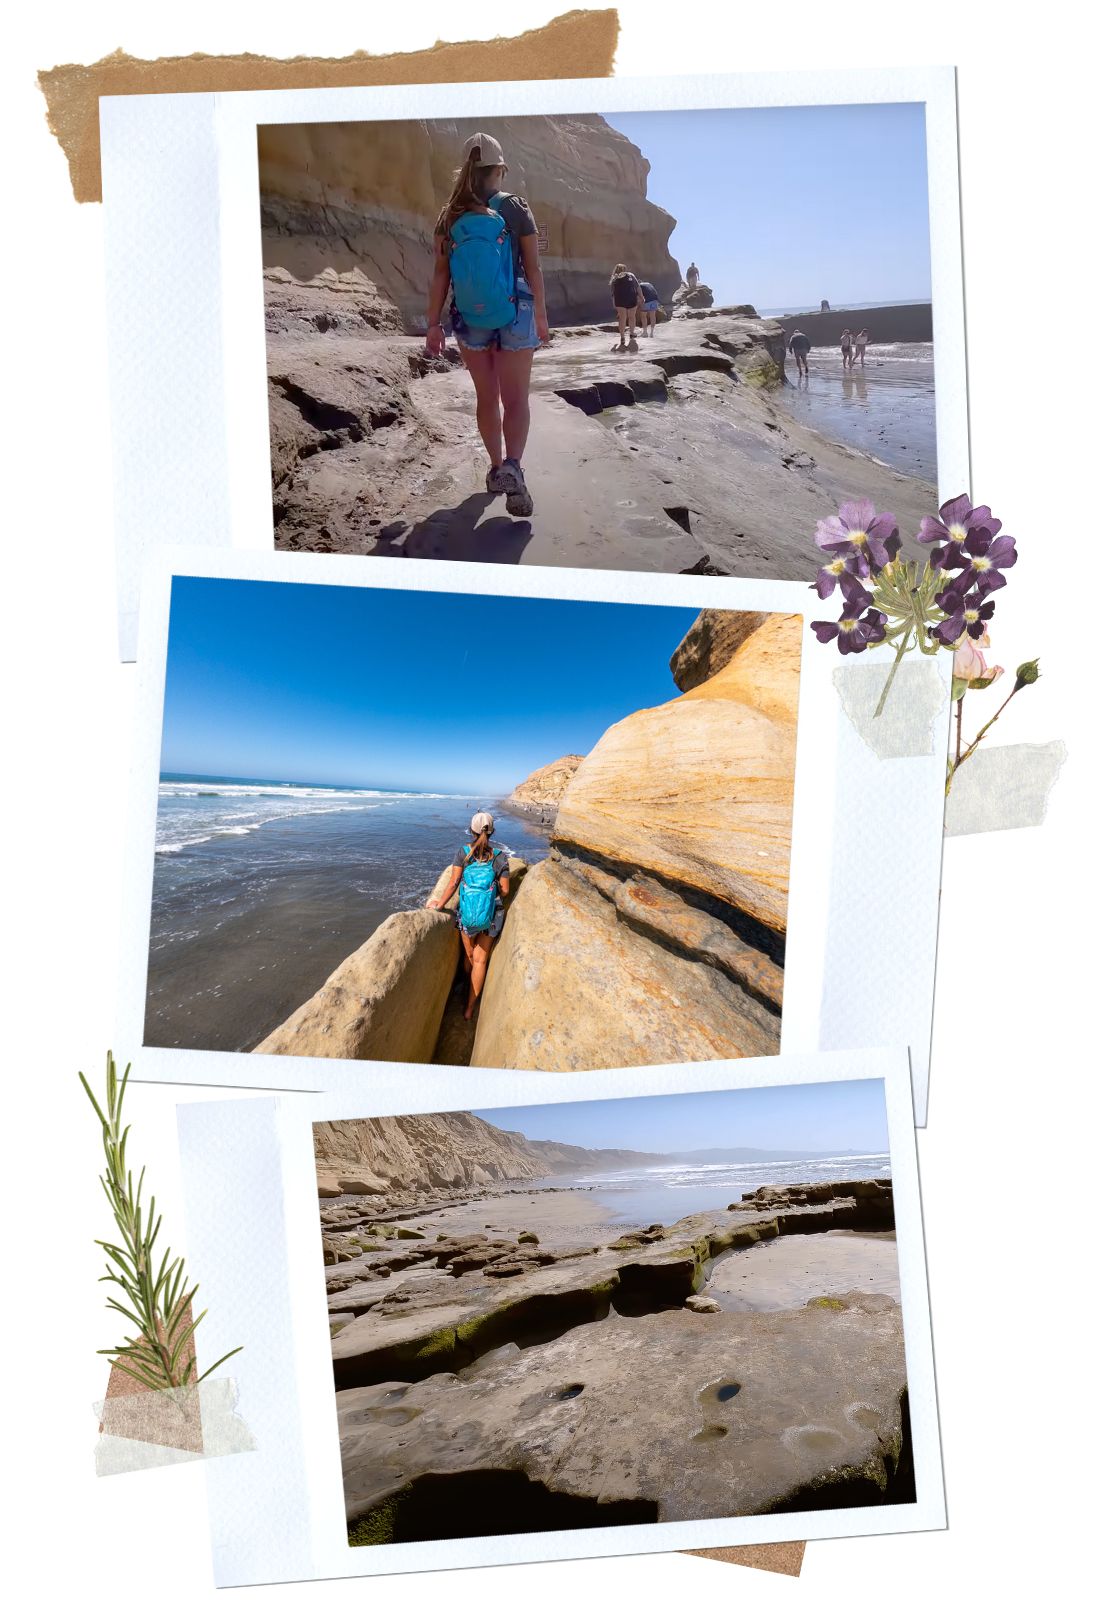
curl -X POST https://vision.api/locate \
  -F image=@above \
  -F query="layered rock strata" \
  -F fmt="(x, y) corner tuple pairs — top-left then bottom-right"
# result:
(503, 754), (584, 827)
(469, 612), (801, 1070)
(259, 115), (679, 330)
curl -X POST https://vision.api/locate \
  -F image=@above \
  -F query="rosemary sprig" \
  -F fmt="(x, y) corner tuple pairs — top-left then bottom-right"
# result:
(80, 1052), (242, 1390)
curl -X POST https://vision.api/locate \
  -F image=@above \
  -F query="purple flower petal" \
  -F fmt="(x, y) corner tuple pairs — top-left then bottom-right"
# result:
(811, 620), (840, 644)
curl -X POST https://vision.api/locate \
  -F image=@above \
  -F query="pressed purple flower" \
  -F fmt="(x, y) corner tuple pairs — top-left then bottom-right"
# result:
(812, 552), (861, 598)
(814, 498), (901, 575)
(811, 573), (888, 654)
(930, 582), (996, 644)
(958, 526), (1017, 592)
(918, 493), (1002, 569)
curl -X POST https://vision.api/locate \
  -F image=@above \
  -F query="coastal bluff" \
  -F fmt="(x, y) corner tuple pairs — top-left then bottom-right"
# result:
(471, 612), (800, 1070)
(259, 115), (679, 331)
(503, 754), (583, 827)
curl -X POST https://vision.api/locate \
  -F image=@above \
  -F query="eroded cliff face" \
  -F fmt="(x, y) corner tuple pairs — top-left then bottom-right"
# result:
(504, 754), (584, 827)
(259, 115), (680, 329)
(470, 612), (801, 1071)
(315, 1112), (551, 1197)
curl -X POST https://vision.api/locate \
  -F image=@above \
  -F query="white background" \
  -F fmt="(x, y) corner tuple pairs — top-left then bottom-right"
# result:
(2, 3), (1095, 1598)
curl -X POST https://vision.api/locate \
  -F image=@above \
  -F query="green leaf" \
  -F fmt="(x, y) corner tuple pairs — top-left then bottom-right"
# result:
(197, 1347), (244, 1384)
(965, 675), (997, 690)
(951, 677), (968, 701)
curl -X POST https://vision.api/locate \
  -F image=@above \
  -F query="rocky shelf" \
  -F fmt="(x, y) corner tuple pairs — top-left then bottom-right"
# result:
(321, 1179), (910, 1539)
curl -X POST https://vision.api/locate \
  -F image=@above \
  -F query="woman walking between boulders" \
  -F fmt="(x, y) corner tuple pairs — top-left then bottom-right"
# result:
(609, 264), (645, 350)
(426, 812), (511, 1021)
(426, 132), (549, 519)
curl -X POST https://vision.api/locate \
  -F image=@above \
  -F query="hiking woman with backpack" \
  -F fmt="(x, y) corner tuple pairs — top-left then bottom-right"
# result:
(425, 811), (511, 1021)
(425, 132), (549, 519)
(609, 264), (645, 349)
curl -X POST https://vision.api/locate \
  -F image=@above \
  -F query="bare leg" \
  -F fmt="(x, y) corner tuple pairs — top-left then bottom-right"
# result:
(464, 933), (493, 1019)
(459, 346), (503, 466)
(496, 348), (535, 462)
(459, 929), (475, 978)
(627, 308), (638, 343)
(615, 307), (627, 347)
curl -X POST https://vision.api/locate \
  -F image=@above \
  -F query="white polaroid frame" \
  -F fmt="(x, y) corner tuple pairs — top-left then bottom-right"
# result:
(119, 545), (949, 1122)
(101, 66), (967, 661)
(177, 1046), (944, 1584)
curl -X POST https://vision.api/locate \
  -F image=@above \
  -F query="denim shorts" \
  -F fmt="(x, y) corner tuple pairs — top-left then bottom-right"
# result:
(456, 905), (505, 939)
(452, 291), (540, 353)
(642, 299), (660, 313)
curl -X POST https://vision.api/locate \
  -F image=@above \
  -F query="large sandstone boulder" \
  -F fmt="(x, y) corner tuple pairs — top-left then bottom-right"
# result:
(504, 755), (584, 826)
(669, 609), (769, 692)
(672, 281), (715, 310)
(469, 861), (780, 1071)
(254, 909), (459, 1062)
(259, 115), (680, 330)
(555, 613), (802, 934)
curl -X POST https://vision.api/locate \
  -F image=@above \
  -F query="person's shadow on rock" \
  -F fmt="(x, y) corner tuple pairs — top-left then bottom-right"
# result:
(371, 493), (534, 563)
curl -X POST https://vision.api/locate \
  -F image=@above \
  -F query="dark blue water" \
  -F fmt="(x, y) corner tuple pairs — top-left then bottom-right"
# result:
(145, 780), (549, 1053)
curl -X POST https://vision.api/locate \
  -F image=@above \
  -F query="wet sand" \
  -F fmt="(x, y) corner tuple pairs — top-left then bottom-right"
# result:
(772, 345), (936, 481)
(387, 1186), (625, 1250)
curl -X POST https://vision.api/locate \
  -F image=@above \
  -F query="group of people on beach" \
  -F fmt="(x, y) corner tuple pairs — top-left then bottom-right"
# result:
(424, 129), (687, 522)
(786, 325), (872, 376)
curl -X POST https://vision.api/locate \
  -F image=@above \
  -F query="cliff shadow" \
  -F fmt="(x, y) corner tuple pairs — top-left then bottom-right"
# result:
(370, 496), (534, 564)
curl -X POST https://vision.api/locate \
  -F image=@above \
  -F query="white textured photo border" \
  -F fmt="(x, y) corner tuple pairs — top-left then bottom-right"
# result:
(101, 65), (967, 661)
(119, 545), (949, 1123)
(177, 1046), (944, 1585)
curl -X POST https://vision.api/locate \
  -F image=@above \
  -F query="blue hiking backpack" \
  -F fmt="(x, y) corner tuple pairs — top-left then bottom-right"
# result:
(457, 846), (500, 934)
(448, 194), (517, 328)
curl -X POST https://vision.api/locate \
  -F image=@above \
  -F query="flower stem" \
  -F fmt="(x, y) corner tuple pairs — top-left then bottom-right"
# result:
(951, 683), (1021, 779)
(873, 628), (911, 718)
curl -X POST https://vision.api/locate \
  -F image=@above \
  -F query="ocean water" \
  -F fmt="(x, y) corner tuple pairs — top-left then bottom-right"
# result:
(771, 340), (936, 480)
(554, 1153), (892, 1227)
(146, 778), (550, 1053)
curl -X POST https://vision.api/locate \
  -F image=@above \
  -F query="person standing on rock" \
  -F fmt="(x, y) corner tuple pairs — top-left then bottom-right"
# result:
(788, 328), (811, 378)
(425, 811), (511, 1021)
(609, 264), (644, 349)
(638, 280), (661, 338)
(686, 261), (700, 289)
(425, 132), (550, 519)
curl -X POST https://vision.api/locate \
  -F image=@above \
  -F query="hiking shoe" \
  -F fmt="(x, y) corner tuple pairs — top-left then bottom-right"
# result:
(498, 459), (534, 518)
(485, 463), (508, 495)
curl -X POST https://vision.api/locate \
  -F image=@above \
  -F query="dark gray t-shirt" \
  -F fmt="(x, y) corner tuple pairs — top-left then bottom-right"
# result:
(452, 846), (510, 879)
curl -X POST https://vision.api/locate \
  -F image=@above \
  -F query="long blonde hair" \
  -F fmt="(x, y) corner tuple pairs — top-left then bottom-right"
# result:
(436, 152), (504, 237)
(609, 262), (630, 285)
(465, 824), (494, 864)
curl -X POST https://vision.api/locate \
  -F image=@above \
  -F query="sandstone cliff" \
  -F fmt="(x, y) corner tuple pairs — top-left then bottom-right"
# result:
(315, 1112), (550, 1197)
(259, 115), (680, 329)
(470, 611), (801, 1071)
(504, 754), (584, 827)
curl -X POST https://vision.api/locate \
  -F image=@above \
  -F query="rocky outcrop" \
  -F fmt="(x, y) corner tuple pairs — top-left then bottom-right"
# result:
(315, 1112), (553, 1200)
(672, 281), (715, 311)
(259, 115), (680, 330)
(255, 909), (459, 1062)
(504, 755), (584, 827)
(469, 612), (800, 1072)
(339, 1296), (908, 1535)
(669, 609), (770, 692)
(776, 303), (933, 346)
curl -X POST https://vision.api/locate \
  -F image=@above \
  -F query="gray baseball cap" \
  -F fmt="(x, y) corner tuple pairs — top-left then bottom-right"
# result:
(462, 131), (506, 167)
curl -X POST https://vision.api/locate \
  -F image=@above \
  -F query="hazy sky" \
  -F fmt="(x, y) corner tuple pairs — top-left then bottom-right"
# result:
(159, 578), (697, 793)
(480, 1079), (889, 1154)
(605, 104), (932, 310)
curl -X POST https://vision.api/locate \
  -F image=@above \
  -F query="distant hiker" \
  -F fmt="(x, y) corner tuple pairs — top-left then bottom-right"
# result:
(609, 264), (644, 349)
(840, 328), (853, 369)
(788, 329), (811, 376)
(426, 811), (511, 1021)
(854, 328), (870, 367)
(638, 280), (661, 338)
(425, 131), (550, 519)
(686, 261), (700, 289)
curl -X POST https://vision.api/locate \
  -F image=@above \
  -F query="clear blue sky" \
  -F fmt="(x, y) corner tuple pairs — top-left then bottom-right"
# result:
(159, 578), (698, 792)
(480, 1079), (888, 1154)
(605, 104), (932, 310)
